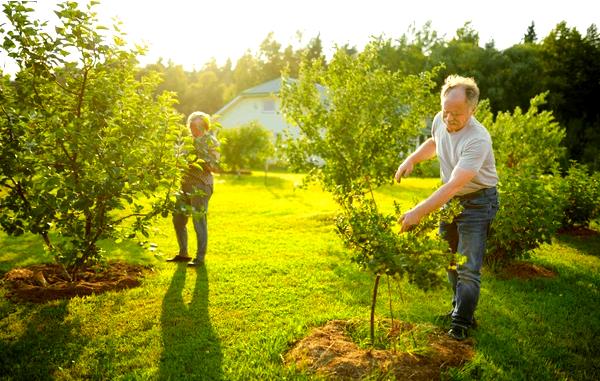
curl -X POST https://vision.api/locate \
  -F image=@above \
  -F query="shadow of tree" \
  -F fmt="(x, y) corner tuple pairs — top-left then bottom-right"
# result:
(219, 173), (288, 188)
(555, 232), (600, 258)
(160, 264), (223, 380)
(0, 301), (85, 379)
(467, 264), (600, 380)
(0, 233), (47, 274)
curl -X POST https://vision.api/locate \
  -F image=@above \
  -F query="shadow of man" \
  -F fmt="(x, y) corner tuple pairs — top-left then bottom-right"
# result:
(160, 264), (223, 380)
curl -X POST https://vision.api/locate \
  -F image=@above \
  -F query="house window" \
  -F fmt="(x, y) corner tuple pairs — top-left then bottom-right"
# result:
(262, 99), (275, 113)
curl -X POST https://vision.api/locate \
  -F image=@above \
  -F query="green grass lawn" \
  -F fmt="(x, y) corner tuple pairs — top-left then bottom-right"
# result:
(1, 172), (599, 380)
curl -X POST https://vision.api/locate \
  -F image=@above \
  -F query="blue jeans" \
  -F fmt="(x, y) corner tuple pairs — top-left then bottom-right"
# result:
(173, 182), (213, 261)
(439, 187), (499, 329)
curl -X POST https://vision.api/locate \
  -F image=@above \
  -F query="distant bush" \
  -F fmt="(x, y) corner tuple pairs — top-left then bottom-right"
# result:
(412, 158), (440, 178)
(560, 162), (600, 228)
(219, 122), (274, 174)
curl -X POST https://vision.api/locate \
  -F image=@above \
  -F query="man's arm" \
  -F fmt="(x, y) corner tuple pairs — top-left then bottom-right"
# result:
(394, 138), (437, 183)
(399, 166), (476, 232)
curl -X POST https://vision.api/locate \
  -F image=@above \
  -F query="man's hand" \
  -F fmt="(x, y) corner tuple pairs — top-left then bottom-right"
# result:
(399, 209), (422, 233)
(395, 160), (414, 183)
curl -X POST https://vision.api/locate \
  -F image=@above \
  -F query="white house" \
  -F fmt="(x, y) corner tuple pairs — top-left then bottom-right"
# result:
(216, 77), (428, 150)
(216, 78), (294, 137)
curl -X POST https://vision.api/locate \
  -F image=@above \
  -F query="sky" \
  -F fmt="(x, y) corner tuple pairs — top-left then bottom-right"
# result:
(1, 0), (599, 73)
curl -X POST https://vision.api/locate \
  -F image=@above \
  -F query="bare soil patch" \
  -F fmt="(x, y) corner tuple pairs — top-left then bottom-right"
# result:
(498, 261), (557, 280)
(286, 319), (474, 380)
(1, 262), (150, 303)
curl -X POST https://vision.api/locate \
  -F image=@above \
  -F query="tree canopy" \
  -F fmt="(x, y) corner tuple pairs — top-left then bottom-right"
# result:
(141, 20), (599, 170)
(0, 1), (186, 276)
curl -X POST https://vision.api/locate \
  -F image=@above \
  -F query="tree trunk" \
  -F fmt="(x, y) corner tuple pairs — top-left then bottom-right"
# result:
(370, 274), (381, 345)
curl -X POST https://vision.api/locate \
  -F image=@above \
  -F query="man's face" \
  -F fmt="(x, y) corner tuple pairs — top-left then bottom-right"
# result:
(190, 118), (207, 137)
(442, 87), (474, 133)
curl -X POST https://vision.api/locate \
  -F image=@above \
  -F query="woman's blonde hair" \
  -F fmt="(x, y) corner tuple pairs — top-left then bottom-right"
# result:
(441, 75), (480, 109)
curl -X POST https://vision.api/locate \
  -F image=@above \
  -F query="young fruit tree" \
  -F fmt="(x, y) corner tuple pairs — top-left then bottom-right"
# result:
(0, 1), (189, 278)
(280, 43), (462, 344)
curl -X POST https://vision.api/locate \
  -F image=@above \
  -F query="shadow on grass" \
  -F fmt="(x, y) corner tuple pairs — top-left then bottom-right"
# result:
(325, 242), (600, 379)
(0, 231), (152, 276)
(0, 233), (47, 274)
(466, 263), (600, 380)
(218, 173), (288, 189)
(555, 233), (600, 258)
(160, 264), (222, 380)
(0, 301), (85, 379)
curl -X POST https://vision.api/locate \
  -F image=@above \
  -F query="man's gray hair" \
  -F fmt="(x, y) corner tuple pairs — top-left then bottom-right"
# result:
(441, 75), (480, 109)
(186, 111), (210, 129)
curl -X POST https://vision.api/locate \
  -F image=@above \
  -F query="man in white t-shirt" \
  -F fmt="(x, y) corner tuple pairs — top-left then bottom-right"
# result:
(394, 75), (499, 340)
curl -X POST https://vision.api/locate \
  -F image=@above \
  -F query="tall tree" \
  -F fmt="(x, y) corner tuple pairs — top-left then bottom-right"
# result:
(496, 43), (544, 112)
(182, 69), (225, 115)
(232, 50), (262, 94)
(541, 22), (600, 168)
(524, 21), (537, 43)
(258, 32), (284, 81)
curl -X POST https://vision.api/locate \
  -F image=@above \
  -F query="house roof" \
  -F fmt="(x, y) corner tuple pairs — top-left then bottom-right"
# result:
(216, 78), (283, 117)
(240, 78), (287, 96)
(216, 77), (326, 117)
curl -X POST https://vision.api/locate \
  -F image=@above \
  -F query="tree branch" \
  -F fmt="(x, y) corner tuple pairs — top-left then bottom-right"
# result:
(54, 76), (79, 95)
(112, 212), (148, 225)
(76, 67), (89, 118)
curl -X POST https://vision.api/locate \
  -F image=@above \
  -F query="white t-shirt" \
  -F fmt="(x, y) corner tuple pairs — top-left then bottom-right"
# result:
(431, 112), (498, 196)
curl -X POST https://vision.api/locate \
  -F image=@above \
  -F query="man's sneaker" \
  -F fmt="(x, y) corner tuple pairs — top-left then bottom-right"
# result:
(187, 259), (205, 267)
(166, 255), (192, 263)
(447, 326), (468, 341)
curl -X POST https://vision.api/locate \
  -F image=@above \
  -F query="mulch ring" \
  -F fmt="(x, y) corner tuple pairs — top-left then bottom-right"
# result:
(285, 319), (474, 380)
(497, 261), (557, 280)
(1, 262), (151, 303)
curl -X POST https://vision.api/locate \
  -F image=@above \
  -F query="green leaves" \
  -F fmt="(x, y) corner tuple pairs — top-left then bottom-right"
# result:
(281, 44), (456, 292)
(479, 92), (566, 175)
(0, 1), (183, 276)
(560, 162), (600, 227)
(480, 92), (569, 263)
(487, 169), (564, 262)
(219, 121), (273, 172)
(336, 198), (462, 291)
(281, 44), (440, 197)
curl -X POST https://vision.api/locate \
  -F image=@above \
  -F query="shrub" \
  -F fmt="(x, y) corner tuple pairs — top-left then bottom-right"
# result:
(561, 162), (600, 228)
(487, 170), (565, 263)
(476, 93), (566, 175)
(219, 122), (274, 174)
(412, 158), (440, 178)
(477, 94), (568, 263)
(336, 199), (462, 291)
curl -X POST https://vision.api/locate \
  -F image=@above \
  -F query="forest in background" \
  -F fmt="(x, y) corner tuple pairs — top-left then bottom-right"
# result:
(140, 21), (600, 170)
